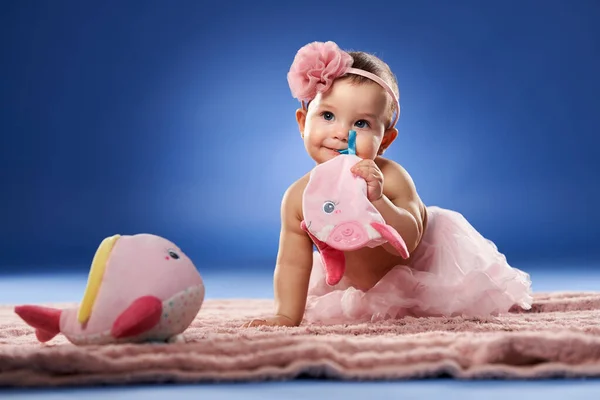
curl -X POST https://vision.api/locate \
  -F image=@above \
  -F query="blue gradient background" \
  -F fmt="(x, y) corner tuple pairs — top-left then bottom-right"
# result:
(1, 1), (600, 398)
(1, 0), (598, 273)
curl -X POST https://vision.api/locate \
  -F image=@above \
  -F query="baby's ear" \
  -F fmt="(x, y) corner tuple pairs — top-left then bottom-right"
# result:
(378, 127), (398, 155)
(296, 108), (307, 138)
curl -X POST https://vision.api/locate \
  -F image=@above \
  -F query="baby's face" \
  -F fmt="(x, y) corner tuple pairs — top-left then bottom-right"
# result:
(298, 78), (394, 164)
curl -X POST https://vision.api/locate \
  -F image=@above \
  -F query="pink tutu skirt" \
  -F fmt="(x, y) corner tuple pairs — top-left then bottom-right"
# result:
(304, 206), (533, 324)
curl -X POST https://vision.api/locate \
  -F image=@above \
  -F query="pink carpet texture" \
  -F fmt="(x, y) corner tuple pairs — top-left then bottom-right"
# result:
(1, 291), (600, 387)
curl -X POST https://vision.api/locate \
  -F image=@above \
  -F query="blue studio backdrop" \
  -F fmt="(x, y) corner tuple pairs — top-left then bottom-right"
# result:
(1, 0), (598, 275)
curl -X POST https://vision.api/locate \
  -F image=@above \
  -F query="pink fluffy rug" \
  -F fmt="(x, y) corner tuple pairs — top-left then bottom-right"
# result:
(2, 291), (600, 387)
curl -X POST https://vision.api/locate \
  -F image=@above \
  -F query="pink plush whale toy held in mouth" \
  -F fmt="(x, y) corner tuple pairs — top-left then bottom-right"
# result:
(14, 233), (205, 345)
(301, 130), (410, 286)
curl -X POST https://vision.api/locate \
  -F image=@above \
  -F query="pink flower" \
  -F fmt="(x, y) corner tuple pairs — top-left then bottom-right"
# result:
(287, 41), (354, 102)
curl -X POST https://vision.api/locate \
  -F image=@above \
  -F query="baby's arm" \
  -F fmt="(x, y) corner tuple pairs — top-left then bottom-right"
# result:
(242, 178), (314, 327)
(373, 159), (426, 255)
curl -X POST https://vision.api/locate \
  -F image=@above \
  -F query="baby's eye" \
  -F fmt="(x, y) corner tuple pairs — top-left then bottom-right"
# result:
(167, 249), (180, 260)
(321, 111), (334, 121)
(355, 119), (370, 129)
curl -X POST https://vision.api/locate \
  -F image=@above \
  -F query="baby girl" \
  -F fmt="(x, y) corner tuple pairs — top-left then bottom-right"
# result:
(243, 41), (533, 327)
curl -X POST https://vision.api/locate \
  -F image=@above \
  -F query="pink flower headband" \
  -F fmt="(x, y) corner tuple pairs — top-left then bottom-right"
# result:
(287, 41), (400, 129)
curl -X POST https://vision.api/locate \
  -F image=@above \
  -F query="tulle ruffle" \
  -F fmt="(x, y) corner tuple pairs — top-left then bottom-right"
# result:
(304, 206), (533, 325)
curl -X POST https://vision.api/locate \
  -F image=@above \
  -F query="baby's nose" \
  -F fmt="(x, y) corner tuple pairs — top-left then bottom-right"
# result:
(333, 131), (348, 142)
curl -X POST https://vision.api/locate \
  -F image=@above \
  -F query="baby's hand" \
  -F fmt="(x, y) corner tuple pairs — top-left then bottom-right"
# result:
(241, 315), (297, 328)
(351, 159), (383, 202)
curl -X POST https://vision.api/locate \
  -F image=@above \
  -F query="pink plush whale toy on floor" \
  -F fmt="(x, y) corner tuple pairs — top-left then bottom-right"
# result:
(301, 130), (410, 286)
(14, 233), (205, 345)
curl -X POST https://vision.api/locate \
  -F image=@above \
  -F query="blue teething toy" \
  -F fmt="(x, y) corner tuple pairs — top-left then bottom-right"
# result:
(337, 130), (357, 155)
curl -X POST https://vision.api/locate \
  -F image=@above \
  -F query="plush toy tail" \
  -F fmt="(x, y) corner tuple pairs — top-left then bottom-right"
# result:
(14, 305), (62, 343)
(301, 220), (346, 286)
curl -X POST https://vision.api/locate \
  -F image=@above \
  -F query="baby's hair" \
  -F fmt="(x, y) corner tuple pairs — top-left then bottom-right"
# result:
(342, 51), (400, 124)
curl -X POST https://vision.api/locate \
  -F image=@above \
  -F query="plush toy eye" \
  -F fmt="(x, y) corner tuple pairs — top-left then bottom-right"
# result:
(323, 201), (335, 214)
(167, 249), (180, 260)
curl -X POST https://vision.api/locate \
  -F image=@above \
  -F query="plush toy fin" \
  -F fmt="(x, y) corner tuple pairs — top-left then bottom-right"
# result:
(78, 234), (120, 324)
(371, 222), (410, 259)
(301, 220), (346, 286)
(111, 296), (163, 339)
(14, 305), (62, 343)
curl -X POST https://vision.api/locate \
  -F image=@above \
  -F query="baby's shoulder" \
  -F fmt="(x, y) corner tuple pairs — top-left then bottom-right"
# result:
(280, 172), (311, 218)
(283, 172), (310, 201)
(376, 157), (414, 182)
(376, 156), (420, 197)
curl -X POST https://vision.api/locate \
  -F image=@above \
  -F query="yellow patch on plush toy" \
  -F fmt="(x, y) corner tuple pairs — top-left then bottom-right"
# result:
(77, 234), (120, 323)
